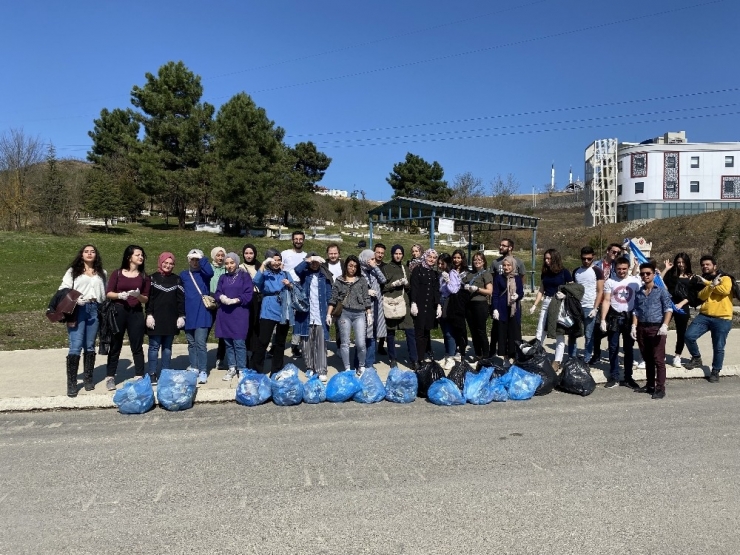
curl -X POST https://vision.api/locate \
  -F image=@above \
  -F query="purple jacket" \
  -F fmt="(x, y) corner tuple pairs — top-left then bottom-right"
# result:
(214, 270), (253, 340)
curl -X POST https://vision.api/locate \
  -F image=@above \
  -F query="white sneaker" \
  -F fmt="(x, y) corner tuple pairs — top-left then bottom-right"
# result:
(637, 361), (646, 369)
(673, 355), (683, 368)
(197, 371), (208, 384)
(223, 367), (238, 381)
(318, 374), (328, 383)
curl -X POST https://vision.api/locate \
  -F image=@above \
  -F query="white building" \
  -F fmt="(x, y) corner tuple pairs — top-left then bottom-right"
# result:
(585, 131), (740, 224)
(316, 188), (349, 198)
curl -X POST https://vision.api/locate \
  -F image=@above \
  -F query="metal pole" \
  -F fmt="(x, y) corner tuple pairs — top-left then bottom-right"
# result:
(467, 223), (473, 265)
(531, 228), (537, 292)
(430, 209), (436, 249)
(369, 218), (374, 249)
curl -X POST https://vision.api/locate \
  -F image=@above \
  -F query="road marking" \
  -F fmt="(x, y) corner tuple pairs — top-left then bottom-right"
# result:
(154, 486), (165, 502)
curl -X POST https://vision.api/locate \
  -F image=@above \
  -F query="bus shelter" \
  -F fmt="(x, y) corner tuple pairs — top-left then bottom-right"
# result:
(367, 197), (540, 290)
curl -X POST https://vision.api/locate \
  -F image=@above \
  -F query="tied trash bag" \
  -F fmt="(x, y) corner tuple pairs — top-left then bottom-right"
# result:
(559, 358), (596, 396)
(384, 367), (417, 403)
(271, 366), (304, 406)
(505, 365), (542, 401)
(157, 369), (198, 411)
(447, 360), (475, 391)
(488, 377), (508, 402)
(464, 366), (495, 405)
(427, 378), (466, 406)
(415, 360), (446, 398)
(303, 374), (327, 404)
(514, 339), (559, 396)
(235, 370), (272, 406)
(326, 370), (362, 403)
(353, 368), (386, 404)
(112, 374), (155, 414)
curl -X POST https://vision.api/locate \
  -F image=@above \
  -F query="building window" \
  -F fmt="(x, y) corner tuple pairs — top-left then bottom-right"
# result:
(618, 160), (623, 172)
(666, 156), (676, 169)
(635, 182), (645, 194)
(726, 156), (735, 168)
(690, 156), (700, 168)
(721, 176), (740, 199)
(618, 184), (622, 196)
(631, 152), (647, 177)
(666, 180), (678, 196)
(690, 181), (700, 193)
(664, 152), (680, 199)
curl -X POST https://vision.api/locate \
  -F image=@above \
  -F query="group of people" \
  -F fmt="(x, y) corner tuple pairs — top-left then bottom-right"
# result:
(57, 234), (734, 401)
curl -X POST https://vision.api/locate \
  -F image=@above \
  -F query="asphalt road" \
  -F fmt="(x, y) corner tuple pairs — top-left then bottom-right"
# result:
(2, 379), (740, 555)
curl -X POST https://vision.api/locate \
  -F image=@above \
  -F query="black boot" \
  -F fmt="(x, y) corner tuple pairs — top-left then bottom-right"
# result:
(66, 354), (80, 397)
(83, 352), (96, 391)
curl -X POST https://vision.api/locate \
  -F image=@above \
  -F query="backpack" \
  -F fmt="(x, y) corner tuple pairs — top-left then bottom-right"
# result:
(719, 272), (740, 302)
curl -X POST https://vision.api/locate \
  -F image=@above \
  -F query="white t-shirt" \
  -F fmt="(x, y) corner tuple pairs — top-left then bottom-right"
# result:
(326, 261), (343, 280)
(604, 276), (641, 313)
(281, 249), (307, 281)
(574, 265), (604, 308)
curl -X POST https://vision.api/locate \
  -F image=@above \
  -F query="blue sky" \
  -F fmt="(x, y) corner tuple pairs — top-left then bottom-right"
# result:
(2, 0), (738, 200)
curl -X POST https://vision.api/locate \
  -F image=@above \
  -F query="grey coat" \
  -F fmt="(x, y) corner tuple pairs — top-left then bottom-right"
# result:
(362, 265), (387, 339)
(329, 276), (372, 312)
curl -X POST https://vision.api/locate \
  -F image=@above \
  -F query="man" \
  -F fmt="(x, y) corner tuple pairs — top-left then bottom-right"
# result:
(590, 243), (624, 363)
(632, 262), (673, 399)
(599, 257), (641, 389)
(568, 246), (604, 362)
(684, 255), (733, 383)
(489, 238), (525, 356)
(322, 243), (343, 349)
(373, 243), (387, 268)
(281, 231), (307, 358)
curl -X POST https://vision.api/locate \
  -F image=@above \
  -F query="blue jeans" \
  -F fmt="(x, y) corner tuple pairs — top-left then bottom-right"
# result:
(440, 319), (457, 356)
(185, 328), (209, 372)
(685, 313), (732, 371)
(568, 307), (596, 360)
(148, 335), (174, 375)
(67, 302), (99, 355)
(355, 337), (376, 369)
(386, 329), (419, 364)
(224, 338), (247, 369)
(338, 309), (366, 370)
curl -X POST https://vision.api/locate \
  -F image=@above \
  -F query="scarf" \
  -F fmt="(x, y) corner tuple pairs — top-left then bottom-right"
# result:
(211, 247), (226, 267)
(421, 248), (438, 270)
(503, 255), (518, 317)
(158, 252), (175, 275)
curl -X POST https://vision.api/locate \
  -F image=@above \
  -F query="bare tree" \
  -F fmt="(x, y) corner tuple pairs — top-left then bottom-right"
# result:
(490, 173), (519, 210)
(0, 128), (45, 229)
(450, 171), (484, 206)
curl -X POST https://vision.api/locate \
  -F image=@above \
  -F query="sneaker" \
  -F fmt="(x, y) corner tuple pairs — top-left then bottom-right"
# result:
(197, 371), (208, 384)
(685, 356), (703, 370)
(222, 367), (238, 381)
(291, 346), (302, 358)
(708, 369), (720, 383)
(149, 373), (158, 385)
(355, 367), (365, 378)
(604, 380), (619, 389)
(105, 377), (116, 391)
(216, 359), (228, 370)
(651, 390), (666, 399)
(673, 355), (683, 368)
(318, 374), (328, 384)
(620, 378), (640, 390)
(637, 361), (646, 369)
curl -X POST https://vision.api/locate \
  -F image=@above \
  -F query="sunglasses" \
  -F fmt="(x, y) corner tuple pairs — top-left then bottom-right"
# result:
(639, 272), (654, 276)
(581, 257), (593, 261)
(610, 250), (622, 255)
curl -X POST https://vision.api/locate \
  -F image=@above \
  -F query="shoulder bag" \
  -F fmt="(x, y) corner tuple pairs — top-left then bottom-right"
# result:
(382, 265), (407, 319)
(333, 280), (356, 319)
(189, 271), (217, 310)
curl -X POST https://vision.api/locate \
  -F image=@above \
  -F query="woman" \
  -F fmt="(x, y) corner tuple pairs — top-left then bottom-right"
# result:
(327, 255), (371, 375)
(105, 245), (151, 391)
(407, 243), (424, 273)
(145, 252), (185, 383)
(492, 256), (524, 368)
(438, 253), (461, 369)
(294, 254), (333, 382)
(663, 253), (694, 368)
(410, 249), (442, 362)
(463, 252), (494, 361)
(251, 249), (294, 375)
(209, 247), (228, 370)
(381, 245), (418, 369)
(180, 248), (214, 384)
(445, 249), (470, 362)
(357, 249), (387, 371)
(240, 243), (262, 363)
(530, 249), (572, 372)
(215, 252), (254, 381)
(58, 244), (106, 396)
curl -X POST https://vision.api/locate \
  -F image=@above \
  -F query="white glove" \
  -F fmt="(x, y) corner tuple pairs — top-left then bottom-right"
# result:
(228, 297), (240, 306)
(176, 317), (185, 329)
(441, 271), (450, 283)
(630, 325), (637, 341)
(712, 276), (722, 287)
(555, 291), (566, 300)
(366, 312), (374, 329)
(466, 285), (478, 293)
(658, 324), (669, 336)
(493, 309), (499, 320)
(146, 315), (156, 329)
(588, 308), (598, 319)
(529, 304), (537, 315)
(117, 291), (129, 301)
(219, 294), (229, 304)
(600, 320), (608, 333)
(130, 288), (141, 298)
(391, 279), (403, 288)
(326, 313), (333, 327)
(313, 256), (325, 264)
(399, 278), (408, 286)
(263, 257), (273, 266)
(76, 297), (88, 305)
(410, 303), (418, 317)
(510, 293), (518, 301)
(368, 289), (377, 297)
(436, 305), (442, 319)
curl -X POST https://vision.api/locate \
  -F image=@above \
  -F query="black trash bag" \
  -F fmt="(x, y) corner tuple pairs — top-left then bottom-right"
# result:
(558, 358), (596, 396)
(415, 360), (446, 398)
(446, 360), (475, 392)
(475, 358), (498, 372)
(514, 339), (559, 396)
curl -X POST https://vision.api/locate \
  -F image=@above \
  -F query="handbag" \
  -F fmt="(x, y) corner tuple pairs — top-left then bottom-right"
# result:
(382, 265), (407, 319)
(189, 271), (217, 310)
(556, 301), (574, 328)
(333, 281), (355, 319)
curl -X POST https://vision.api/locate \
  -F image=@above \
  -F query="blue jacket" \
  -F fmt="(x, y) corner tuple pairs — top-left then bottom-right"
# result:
(293, 260), (333, 340)
(180, 258), (214, 330)
(253, 268), (293, 323)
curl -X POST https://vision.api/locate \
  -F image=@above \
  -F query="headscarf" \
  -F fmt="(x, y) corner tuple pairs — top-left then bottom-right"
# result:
(408, 243), (424, 272)
(503, 255), (518, 316)
(359, 249), (375, 268)
(211, 247), (226, 267)
(158, 252), (175, 275)
(390, 244), (404, 266)
(264, 248), (281, 273)
(225, 252), (240, 273)
(421, 248), (438, 270)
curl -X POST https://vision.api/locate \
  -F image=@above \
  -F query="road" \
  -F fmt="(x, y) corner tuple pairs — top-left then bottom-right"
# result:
(1, 379), (740, 554)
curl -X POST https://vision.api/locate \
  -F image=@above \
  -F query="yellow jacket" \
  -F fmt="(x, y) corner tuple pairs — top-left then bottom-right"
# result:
(699, 275), (734, 320)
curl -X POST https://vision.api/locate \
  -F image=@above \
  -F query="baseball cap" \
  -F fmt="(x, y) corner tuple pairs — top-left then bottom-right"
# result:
(187, 248), (204, 259)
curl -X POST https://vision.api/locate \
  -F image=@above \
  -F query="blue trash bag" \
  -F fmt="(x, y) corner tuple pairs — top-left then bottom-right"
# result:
(384, 367), (418, 403)
(113, 374), (155, 414)
(428, 378), (466, 406)
(506, 365), (543, 401)
(303, 374), (327, 404)
(353, 368), (386, 404)
(487, 377), (509, 402)
(235, 370), (272, 406)
(326, 370), (362, 403)
(271, 371), (304, 406)
(463, 366), (494, 404)
(156, 369), (198, 411)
